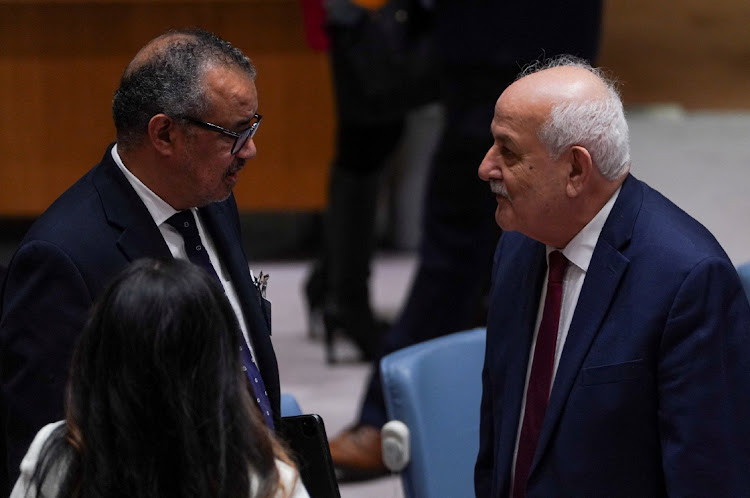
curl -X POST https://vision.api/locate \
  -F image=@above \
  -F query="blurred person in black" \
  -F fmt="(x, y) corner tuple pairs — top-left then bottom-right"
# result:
(328, 0), (604, 481)
(300, 0), (439, 363)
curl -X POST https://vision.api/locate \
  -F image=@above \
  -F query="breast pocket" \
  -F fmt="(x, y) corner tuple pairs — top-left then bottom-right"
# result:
(260, 297), (272, 333)
(580, 359), (646, 386)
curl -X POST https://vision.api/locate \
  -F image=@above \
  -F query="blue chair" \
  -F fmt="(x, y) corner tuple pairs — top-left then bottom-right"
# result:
(737, 262), (750, 302)
(280, 393), (303, 417)
(380, 327), (486, 498)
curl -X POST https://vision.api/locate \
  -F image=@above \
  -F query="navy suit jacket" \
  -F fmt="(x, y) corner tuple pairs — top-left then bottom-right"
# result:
(0, 145), (280, 484)
(475, 175), (750, 497)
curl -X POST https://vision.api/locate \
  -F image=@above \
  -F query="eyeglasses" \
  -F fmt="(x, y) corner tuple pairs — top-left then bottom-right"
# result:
(183, 114), (262, 155)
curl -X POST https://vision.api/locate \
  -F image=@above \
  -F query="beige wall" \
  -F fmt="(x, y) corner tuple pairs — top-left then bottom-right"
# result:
(0, 0), (747, 216)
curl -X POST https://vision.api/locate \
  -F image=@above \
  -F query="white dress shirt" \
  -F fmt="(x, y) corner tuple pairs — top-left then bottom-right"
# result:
(111, 145), (258, 360)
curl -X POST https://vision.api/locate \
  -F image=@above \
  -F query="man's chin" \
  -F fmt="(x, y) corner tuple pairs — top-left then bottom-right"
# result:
(218, 189), (233, 202)
(200, 189), (233, 207)
(220, 174), (238, 197)
(495, 208), (513, 231)
(225, 170), (240, 187)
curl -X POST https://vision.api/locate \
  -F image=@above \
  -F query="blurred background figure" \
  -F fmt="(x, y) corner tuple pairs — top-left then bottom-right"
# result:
(299, 0), (440, 363)
(327, 0), (604, 482)
(9, 258), (308, 498)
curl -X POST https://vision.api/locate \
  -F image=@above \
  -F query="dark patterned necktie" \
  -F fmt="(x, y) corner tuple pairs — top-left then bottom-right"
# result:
(166, 210), (275, 429)
(513, 250), (568, 497)
(165, 210), (220, 282)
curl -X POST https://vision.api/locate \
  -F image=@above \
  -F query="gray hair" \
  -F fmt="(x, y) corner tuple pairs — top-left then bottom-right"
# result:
(520, 55), (630, 180)
(112, 28), (256, 151)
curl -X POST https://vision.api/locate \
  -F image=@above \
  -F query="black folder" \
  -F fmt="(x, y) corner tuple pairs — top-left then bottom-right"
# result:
(279, 414), (341, 498)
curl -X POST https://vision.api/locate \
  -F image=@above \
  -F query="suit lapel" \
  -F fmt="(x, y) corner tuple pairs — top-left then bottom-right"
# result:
(494, 238), (547, 494)
(198, 200), (280, 416)
(531, 175), (643, 475)
(91, 146), (172, 262)
(90, 147), (280, 419)
(198, 200), (269, 339)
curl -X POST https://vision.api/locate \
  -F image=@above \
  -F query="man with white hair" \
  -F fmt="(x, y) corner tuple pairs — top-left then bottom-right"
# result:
(475, 55), (750, 497)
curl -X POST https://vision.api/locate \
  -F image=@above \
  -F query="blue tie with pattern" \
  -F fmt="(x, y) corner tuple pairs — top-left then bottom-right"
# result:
(166, 210), (275, 429)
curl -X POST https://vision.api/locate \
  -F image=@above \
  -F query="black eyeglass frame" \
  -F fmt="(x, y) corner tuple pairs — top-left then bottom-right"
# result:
(183, 114), (262, 155)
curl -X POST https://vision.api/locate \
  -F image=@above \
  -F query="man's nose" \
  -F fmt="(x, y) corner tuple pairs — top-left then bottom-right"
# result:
(235, 137), (257, 159)
(477, 147), (496, 181)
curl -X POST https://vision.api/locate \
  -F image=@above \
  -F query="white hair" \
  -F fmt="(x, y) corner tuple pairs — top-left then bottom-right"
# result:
(521, 55), (631, 180)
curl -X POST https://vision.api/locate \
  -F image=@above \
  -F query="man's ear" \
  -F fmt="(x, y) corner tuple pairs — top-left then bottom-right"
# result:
(147, 114), (176, 156)
(566, 145), (593, 198)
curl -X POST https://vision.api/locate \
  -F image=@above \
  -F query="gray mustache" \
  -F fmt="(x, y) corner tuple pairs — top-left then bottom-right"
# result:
(490, 180), (509, 199)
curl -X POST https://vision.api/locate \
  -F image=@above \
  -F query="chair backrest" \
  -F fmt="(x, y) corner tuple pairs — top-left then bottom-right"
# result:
(380, 327), (486, 498)
(737, 262), (750, 302)
(280, 393), (303, 417)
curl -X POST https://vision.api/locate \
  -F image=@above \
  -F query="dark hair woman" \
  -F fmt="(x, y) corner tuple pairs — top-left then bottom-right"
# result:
(10, 258), (308, 498)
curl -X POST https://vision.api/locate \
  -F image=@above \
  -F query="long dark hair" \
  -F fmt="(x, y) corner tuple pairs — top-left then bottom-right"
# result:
(31, 258), (284, 498)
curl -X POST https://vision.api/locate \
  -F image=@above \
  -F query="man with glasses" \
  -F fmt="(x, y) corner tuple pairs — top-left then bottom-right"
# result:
(184, 115), (262, 156)
(0, 28), (277, 487)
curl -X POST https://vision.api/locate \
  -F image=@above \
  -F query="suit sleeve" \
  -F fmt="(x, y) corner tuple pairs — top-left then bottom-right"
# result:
(475, 362), (496, 497)
(658, 256), (750, 495)
(0, 241), (92, 483)
(475, 238), (505, 497)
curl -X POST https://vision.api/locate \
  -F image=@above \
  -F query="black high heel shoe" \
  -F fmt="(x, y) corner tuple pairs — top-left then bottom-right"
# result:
(323, 307), (388, 364)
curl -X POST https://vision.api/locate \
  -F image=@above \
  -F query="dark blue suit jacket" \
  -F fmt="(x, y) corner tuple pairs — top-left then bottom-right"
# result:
(0, 145), (280, 484)
(476, 175), (750, 497)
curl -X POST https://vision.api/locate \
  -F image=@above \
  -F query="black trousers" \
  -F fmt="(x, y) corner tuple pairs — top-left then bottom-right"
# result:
(357, 65), (513, 428)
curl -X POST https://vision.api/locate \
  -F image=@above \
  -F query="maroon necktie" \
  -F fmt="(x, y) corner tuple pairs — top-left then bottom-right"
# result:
(512, 250), (568, 498)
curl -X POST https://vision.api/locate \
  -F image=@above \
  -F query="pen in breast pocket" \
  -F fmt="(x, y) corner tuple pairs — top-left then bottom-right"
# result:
(254, 271), (269, 299)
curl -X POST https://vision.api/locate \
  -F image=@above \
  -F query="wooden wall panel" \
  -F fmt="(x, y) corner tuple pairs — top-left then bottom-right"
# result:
(0, 0), (748, 216)
(598, 0), (750, 109)
(0, 1), (335, 215)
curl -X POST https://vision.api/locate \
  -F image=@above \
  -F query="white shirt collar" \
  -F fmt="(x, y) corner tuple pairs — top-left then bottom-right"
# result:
(111, 144), (180, 226)
(549, 186), (622, 272)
